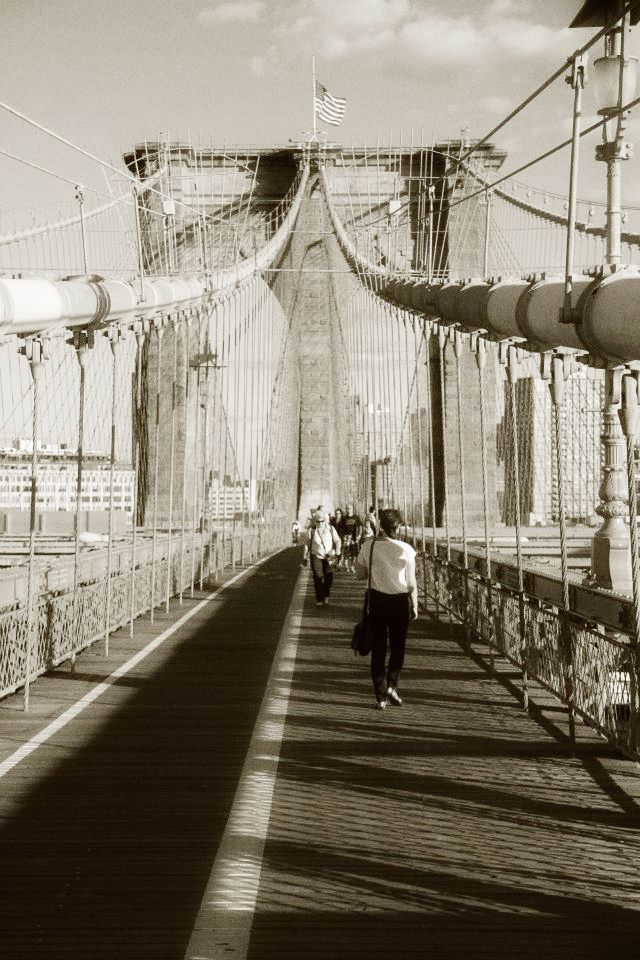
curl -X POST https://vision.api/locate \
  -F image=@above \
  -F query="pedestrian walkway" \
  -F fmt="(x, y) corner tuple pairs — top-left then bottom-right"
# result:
(1, 549), (640, 959)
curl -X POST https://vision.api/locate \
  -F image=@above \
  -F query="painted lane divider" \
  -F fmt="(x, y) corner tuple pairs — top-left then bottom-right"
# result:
(184, 568), (308, 960)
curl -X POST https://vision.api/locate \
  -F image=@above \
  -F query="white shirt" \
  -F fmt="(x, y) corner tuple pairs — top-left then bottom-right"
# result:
(357, 537), (416, 594)
(307, 522), (341, 558)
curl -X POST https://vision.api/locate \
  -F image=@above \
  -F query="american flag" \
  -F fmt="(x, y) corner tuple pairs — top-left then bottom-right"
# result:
(314, 82), (346, 126)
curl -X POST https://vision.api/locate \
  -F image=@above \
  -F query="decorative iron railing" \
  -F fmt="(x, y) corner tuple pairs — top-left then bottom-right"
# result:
(416, 546), (637, 761)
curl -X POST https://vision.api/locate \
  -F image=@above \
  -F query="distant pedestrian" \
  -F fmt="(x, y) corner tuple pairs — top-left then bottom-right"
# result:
(292, 519), (301, 545)
(363, 505), (377, 540)
(355, 508), (418, 710)
(332, 509), (345, 567)
(341, 502), (362, 572)
(302, 509), (341, 606)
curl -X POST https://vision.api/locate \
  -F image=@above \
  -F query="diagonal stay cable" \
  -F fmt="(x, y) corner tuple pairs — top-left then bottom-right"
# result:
(448, 93), (640, 212)
(439, 0), (640, 184)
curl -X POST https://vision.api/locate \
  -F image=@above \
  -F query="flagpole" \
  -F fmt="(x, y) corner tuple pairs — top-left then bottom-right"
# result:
(312, 55), (317, 140)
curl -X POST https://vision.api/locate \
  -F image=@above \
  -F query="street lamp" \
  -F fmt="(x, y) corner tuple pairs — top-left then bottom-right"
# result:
(571, 0), (639, 267)
(571, 2), (639, 591)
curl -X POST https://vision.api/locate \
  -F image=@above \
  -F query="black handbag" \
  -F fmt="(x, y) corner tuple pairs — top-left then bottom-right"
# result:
(351, 539), (376, 657)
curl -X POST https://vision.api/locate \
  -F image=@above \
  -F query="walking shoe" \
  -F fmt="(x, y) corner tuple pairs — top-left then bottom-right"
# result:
(386, 687), (403, 706)
(316, 601), (323, 607)
(375, 699), (387, 710)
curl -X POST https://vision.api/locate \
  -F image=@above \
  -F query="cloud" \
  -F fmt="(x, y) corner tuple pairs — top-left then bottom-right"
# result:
(283, 0), (410, 59)
(397, 10), (570, 67)
(399, 15), (486, 64)
(482, 95), (513, 114)
(250, 55), (266, 75)
(197, 1), (265, 24)
(312, 0), (410, 32)
(273, 1), (570, 68)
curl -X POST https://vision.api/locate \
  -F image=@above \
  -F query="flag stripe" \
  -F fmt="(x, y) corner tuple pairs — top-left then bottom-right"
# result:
(314, 79), (346, 126)
(323, 93), (346, 109)
(314, 99), (345, 120)
(315, 106), (345, 120)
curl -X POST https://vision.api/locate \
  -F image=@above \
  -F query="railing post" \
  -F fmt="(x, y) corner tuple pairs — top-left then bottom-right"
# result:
(618, 370), (640, 752)
(591, 366), (632, 591)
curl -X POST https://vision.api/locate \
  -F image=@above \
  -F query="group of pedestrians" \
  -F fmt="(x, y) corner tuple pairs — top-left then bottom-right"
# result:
(295, 502), (418, 712)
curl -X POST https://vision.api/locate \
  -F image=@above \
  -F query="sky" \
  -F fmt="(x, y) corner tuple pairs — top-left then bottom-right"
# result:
(2, 1), (640, 214)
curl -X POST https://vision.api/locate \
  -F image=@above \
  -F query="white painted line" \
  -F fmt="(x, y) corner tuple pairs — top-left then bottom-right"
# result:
(184, 568), (307, 960)
(0, 549), (285, 781)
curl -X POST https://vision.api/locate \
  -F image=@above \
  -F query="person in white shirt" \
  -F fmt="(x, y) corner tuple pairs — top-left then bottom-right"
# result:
(356, 508), (418, 709)
(302, 509), (342, 606)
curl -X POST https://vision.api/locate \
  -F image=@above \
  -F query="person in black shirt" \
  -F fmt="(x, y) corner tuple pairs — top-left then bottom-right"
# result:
(341, 503), (362, 573)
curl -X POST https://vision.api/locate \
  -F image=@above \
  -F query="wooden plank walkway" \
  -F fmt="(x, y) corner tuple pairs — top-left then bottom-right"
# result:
(0, 548), (639, 958)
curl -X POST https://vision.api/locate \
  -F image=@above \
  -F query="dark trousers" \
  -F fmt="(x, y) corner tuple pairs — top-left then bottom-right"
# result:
(369, 589), (410, 701)
(311, 555), (334, 601)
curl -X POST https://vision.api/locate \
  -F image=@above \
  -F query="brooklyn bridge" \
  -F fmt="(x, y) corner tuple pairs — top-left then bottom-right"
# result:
(2, 1), (640, 957)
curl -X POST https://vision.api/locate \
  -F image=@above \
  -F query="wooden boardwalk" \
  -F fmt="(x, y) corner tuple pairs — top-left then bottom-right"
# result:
(1, 549), (640, 959)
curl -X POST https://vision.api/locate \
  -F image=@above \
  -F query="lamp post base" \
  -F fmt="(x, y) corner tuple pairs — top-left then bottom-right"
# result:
(591, 517), (632, 593)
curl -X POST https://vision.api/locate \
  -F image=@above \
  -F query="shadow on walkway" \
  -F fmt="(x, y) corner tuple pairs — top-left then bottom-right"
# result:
(247, 566), (640, 959)
(0, 551), (301, 960)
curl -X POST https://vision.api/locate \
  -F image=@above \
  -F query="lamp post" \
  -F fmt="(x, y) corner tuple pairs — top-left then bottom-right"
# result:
(571, 3), (639, 257)
(571, 1), (639, 591)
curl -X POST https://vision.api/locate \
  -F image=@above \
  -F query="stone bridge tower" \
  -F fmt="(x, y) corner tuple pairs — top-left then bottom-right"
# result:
(124, 140), (506, 528)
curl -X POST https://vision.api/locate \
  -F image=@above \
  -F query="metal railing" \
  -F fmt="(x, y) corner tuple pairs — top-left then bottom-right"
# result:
(417, 545), (637, 761)
(0, 525), (276, 701)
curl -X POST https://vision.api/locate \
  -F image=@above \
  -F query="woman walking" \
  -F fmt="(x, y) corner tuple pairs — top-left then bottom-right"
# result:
(355, 508), (418, 709)
(302, 509), (341, 606)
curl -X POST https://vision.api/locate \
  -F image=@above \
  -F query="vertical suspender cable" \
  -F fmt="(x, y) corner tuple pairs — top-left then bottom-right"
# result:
(165, 316), (179, 612)
(438, 327), (451, 561)
(190, 311), (203, 595)
(199, 320), (211, 591)
(72, 332), (90, 668)
(104, 328), (121, 653)
(413, 318), (426, 549)
(130, 323), (145, 631)
(507, 344), (529, 711)
(550, 355), (577, 743)
(150, 321), (164, 623)
(476, 338), (495, 670)
(23, 339), (45, 711)
(423, 321), (439, 611)
(454, 329), (470, 640)
(179, 313), (193, 602)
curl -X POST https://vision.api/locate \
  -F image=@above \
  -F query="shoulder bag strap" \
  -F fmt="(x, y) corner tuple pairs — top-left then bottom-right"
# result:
(364, 537), (376, 620)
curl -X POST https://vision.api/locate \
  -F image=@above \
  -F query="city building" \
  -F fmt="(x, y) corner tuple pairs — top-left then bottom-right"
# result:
(0, 440), (135, 515)
(208, 476), (253, 519)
